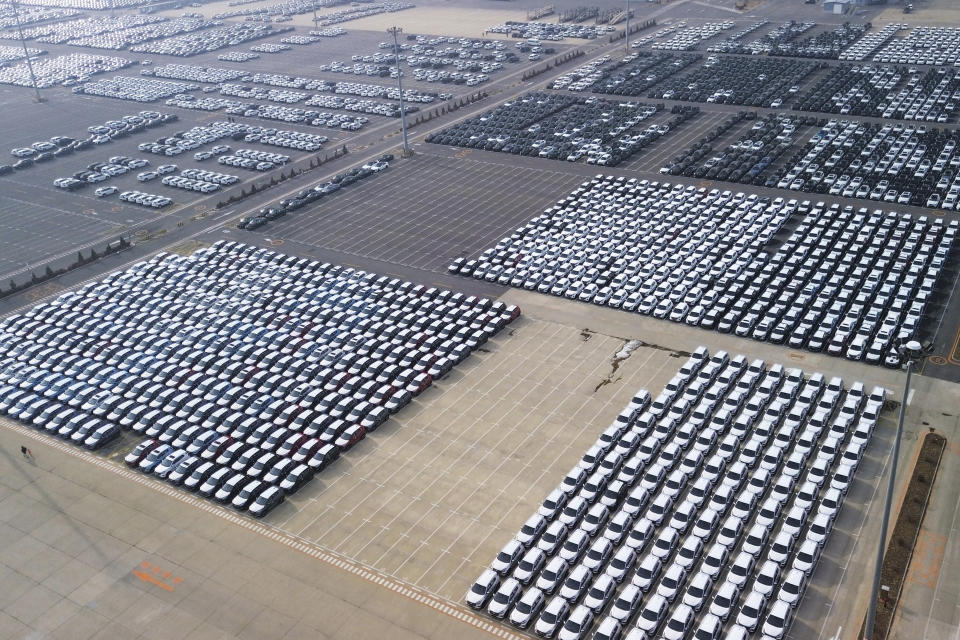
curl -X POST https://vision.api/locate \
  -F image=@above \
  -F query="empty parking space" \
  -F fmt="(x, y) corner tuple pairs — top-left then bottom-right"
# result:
(242, 153), (585, 273)
(273, 315), (687, 601)
(0, 189), (136, 282)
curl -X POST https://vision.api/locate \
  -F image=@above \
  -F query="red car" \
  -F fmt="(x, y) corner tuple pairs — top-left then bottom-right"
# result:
(335, 424), (366, 451)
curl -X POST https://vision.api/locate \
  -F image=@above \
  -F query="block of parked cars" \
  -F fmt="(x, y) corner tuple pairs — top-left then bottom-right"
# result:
(426, 91), (664, 166)
(315, 2), (413, 27)
(839, 23), (903, 61)
(870, 25), (960, 66)
(6, 111), (174, 173)
(130, 23), (291, 57)
(119, 189), (172, 208)
(237, 154), (392, 230)
(769, 22), (870, 59)
(661, 112), (815, 184)
(651, 21), (734, 51)
(219, 83), (307, 104)
(53, 155), (150, 189)
(161, 174), (220, 193)
(0, 241), (520, 518)
(66, 17), (217, 50)
(550, 51), (700, 98)
(468, 348), (884, 640)
(148, 63), (248, 84)
(0, 52), (134, 88)
(180, 168), (239, 185)
(218, 51), (260, 63)
(795, 64), (959, 123)
(648, 56), (822, 107)
(250, 42), (291, 54)
(0, 6), (78, 32)
(78, 75), (199, 102)
(770, 119), (960, 207)
(702, 20), (769, 55)
(0, 44), (45, 63)
(451, 175), (956, 365)
(486, 21), (612, 41)
(12, 14), (163, 45)
(303, 94), (407, 118)
(708, 20), (815, 56)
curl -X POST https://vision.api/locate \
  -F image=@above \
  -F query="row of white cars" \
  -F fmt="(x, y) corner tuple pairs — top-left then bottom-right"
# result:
(468, 348), (883, 640)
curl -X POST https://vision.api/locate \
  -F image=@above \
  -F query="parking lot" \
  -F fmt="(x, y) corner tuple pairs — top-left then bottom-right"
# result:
(4, 1), (960, 639)
(240, 152), (585, 273)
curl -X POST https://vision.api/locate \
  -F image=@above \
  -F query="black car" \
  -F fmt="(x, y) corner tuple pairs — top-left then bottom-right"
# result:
(279, 464), (315, 494)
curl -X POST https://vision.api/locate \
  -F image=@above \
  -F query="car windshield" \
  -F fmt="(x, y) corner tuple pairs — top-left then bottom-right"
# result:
(470, 583), (486, 595)
(641, 608), (659, 621)
(669, 618), (686, 631)
(564, 618), (585, 632)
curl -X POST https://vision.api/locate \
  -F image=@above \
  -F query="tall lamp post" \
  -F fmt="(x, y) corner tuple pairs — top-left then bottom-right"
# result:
(863, 338), (933, 640)
(387, 26), (411, 157)
(624, 0), (630, 52)
(10, 0), (43, 103)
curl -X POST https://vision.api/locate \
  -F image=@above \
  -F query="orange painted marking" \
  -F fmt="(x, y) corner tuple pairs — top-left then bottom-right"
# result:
(133, 570), (175, 592)
(133, 561), (183, 592)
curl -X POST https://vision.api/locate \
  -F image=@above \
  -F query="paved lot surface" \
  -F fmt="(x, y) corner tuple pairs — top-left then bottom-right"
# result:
(241, 152), (585, 272)
(0, 420), (522, 640)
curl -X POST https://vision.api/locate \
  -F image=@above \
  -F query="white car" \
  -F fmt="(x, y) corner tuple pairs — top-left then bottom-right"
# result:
(709, 580), (740, 621)
(509, 587), (545, 629)
(95, 186), (118, 197)
(635, 593), (669, 635)
(492, 539), (523, 576)
(583, 573), (617, 614)
(631, 554), (662, 592)
(754, 560), (781, 597)
(535, 595), (570, 638)
(777, 568), (808, 608)
(682, 571), (713, 611)
(488, 577), (522, 618)
(465, 569), (499, 608)
(537, 556), (570, 595)
(656, 563), (688, 602)
(558, 604), (593, 640)
(609, 583), (643, 623)
(661, 603), (695, 640)
(763, 599), (794, 638)
(736, 590), (768, 632)
(514, 547), (546, 585)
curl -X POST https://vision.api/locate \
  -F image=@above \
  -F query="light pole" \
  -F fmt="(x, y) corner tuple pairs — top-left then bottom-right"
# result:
(10, 0), (43, 102)
(624, 0), (630, 52)
(387, 26), (411, 156)
(863, 338), (933, 640)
